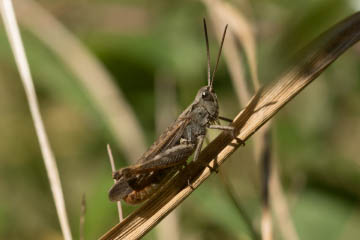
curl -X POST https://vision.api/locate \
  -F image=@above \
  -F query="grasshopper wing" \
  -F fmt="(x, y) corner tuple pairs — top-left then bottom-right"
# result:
(109, 178), (133, 201)
(109, 112), (191, 202)
(138, 116), (191, 163)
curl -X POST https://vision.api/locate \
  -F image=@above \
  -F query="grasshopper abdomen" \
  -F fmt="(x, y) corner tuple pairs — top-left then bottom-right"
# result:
(124, 183), (160, 204)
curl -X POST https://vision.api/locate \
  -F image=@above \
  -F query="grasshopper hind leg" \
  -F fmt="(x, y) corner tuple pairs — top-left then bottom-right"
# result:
(113, 143), (196, 180)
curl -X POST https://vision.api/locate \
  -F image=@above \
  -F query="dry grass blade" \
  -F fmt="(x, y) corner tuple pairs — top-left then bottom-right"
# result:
(260, 131), (272, 240)
(210, 15), (250, 105)
(271, 158), (299, 240)
(107, 144), (124, 222)
(80, 194), (86, 240)
(261, 207), (272, 240)
(13, 0), (147, 163)
(0, 0), (72, 239)
(100, 12), (360, 240)
(220, 1), (259, 89)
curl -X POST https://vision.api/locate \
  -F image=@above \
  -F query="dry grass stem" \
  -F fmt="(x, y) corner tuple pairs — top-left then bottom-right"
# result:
(13, 0), (147, 163)
(100, 12), (360, 239)
(261, 207), (272, 240)
(256, 125), (301, 240)
(270, 160), (299, 240)
(260, 131), (272, 240)
(0, 0), (72, 239)
(107, 144), (124, 222)
(80, 194), (86, 240)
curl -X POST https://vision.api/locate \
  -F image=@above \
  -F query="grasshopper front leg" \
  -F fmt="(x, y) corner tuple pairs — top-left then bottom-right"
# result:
(209, 121), (245, 145)
(113, 143), (196, 181)
(208, 124), (236, 138)
(209, 115), (235, 136)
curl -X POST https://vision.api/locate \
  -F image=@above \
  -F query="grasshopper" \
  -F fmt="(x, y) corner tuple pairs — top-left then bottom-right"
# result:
(109, 19), (236, 204)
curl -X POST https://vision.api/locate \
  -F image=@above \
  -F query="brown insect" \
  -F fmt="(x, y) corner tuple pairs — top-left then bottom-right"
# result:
(109, 19), (235, 204)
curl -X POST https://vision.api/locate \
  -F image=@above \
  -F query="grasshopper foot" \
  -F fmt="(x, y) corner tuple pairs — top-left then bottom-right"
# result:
(187, 178), (195, 190)
(231, 128), (237, 139)
(207, 164), (219, 174)
(198, 161), (219, 173)
(235, 137), (245, 146)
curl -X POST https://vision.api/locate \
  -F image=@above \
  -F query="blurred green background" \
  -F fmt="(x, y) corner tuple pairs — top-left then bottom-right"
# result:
(1, 0), (360, 239)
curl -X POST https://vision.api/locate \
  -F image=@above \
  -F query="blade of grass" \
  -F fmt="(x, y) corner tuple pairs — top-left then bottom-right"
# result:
(271, 158), (300, 240)
(100, 12), (360, 239)
(0, 0), (72, 239)
(260, 130), (272, 240)
(80, 194), (86, 240)
(107, 144), (124, 222)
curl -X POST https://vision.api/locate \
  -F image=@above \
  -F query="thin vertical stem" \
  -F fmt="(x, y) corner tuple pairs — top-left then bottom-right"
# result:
(107, 144), (124, 222)
(260, 131), (272, 240)
(0, 1), (72, 239)
(80, 194), (86, 240)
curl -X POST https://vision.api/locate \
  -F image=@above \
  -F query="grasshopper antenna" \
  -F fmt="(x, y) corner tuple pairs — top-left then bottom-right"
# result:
(210, 24), (228, 91)
(203, 18), (211, 87)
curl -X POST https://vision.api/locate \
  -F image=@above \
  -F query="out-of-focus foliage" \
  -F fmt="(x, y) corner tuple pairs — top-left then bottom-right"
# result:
(0, 0), (360, 239)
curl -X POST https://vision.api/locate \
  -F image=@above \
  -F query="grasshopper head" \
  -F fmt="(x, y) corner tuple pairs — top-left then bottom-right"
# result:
(195, 86), (219, 121)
